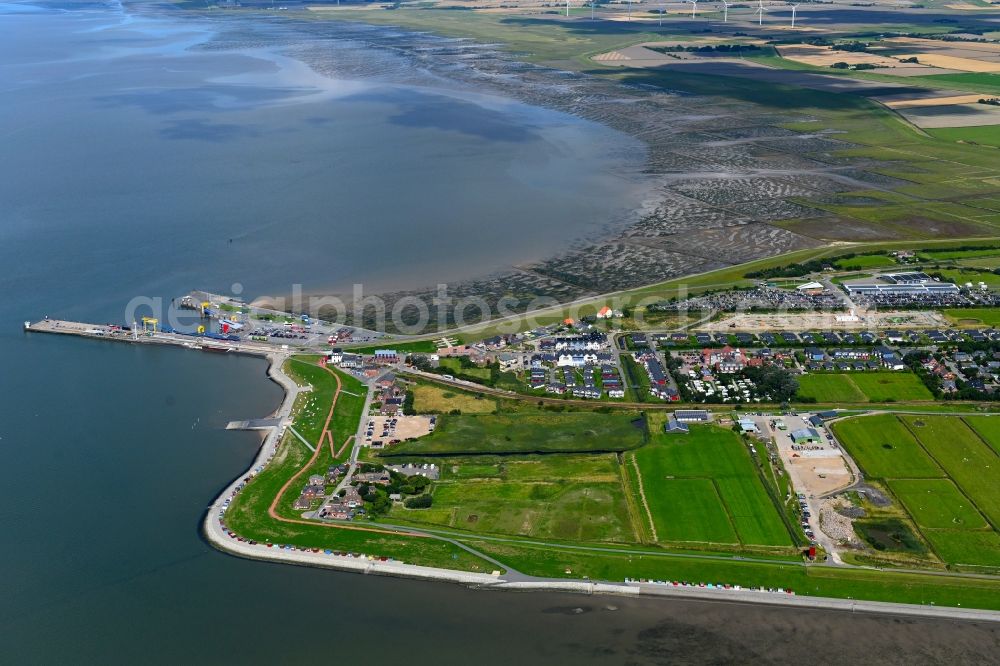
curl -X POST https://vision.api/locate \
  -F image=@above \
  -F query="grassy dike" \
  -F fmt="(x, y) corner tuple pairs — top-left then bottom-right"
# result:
(465, 539), (1000, 610)
(222, 359), (1000, 609)
(222, 356), (494, 573)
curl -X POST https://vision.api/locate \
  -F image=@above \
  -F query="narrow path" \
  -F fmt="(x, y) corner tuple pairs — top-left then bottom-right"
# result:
(257, 360), (517, 574)
(335, 435), (353, 459)
(267, 361), (342, 522)
(630, 454), (658, 542)
(287, 425), (316, 453)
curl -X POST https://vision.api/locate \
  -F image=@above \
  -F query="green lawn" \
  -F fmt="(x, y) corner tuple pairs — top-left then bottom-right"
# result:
(921, 529), (1000, 568)
(468, 538), (1000, 610)
(944, 307), (1000, 326)
(919, 246), (1000, 261)
(438, 357), (492, 380)
(966, 416), (1000, 457)
(798, 373), (932, 403)
(887, 479), (988, 530)
(831, 414), (944, 479)
(849, 373), (935, 402)
(797, 374), (867, 403)
(392, 454), (637, 543)
(646, 478), (739, 544)
(838, 415), (1000, 569)
(285, 356), (344, 446)
(631, 422), (793, 548)
(834, 254), (896, 270)
(902, 416), (1000, 527)
(929, 125), (1000, 149)
(934, 268), (1000, 290)
(222, 363), (491, 572)
(383, 410), (647, 456)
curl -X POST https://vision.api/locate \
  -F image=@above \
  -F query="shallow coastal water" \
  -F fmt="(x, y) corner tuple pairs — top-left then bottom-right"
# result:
(0, 2), (999, 663)
(0, 0), (647, 298)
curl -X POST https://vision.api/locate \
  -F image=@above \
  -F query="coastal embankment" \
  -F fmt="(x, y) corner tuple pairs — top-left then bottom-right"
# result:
(26, 316), (1000, 622)
(198, 352), (1000, 624)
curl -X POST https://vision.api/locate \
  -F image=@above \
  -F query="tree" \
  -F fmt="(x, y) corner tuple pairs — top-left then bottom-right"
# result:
(404, 493), (433, 509)
(743, 366), (799, 402)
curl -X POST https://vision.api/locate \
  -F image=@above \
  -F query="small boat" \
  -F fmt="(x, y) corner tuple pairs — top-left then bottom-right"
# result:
(201, 345), (230, 354)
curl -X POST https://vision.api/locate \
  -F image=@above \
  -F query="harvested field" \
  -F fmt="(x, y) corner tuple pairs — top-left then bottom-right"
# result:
(592, 50), (630, 62)
(411, 383), (496, 414)
(884, 36), (1000, 55)
(884, 94), (990, 109)
(777, 44), (925, 72)
(898, 53), (1000, 73)
(898, 102), (1000, 129)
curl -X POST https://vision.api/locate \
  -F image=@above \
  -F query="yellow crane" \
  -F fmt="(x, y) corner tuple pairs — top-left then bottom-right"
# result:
(141, 316), (158, 333)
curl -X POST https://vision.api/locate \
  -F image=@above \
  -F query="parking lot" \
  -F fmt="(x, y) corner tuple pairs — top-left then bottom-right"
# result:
(748, 413), (854, 560)
(364, 415), (433, 447)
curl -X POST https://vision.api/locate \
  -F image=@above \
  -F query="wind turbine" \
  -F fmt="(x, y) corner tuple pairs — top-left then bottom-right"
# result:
(790, 2), (799, 28)
(755, 0), (765, 26)
(566, 0), (570, 17)
(687, 0), (698, 18)
(591, 0), (596, 20)
(660, 1), (666, 26)
(627, 0), (632, 21)
(721, 0), (730, 22)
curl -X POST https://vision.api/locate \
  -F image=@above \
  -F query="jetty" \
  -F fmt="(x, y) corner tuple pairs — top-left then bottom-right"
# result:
(24, 318), (284, 357)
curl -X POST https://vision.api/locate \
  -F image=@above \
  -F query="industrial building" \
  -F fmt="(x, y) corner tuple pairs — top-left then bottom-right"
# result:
(844, 282), (959, 296)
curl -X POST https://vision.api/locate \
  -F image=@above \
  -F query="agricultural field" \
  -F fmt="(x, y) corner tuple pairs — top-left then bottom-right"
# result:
(797, 373), (932, 403)
(392, 454), (637, 543)
(410, 382), (496, 414)
(849, 373), (935, 402)
(628, 419), (793, 548)
(956, 256), (1000, 269)
(966, 416), (1000, 456)
(797, 374), (867, 403)
(383, 410), (647, 456)
(931, 123), (1000, 147)
(830, 414), (944, 479)
(902, 416), (1000, 526)
(835, 414), (1000, 569)
(833, 254), (897, 270)
(921, 530), (1000, 568)
(887, 479), (988, 530)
